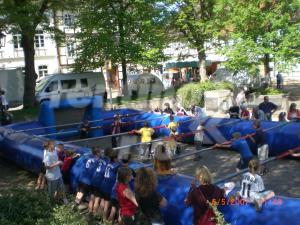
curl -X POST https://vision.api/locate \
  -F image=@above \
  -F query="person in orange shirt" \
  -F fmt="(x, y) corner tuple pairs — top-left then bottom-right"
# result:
(287, 103), (300, 122)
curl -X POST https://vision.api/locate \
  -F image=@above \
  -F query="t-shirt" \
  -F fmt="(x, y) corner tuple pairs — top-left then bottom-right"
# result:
(239, 172), (265, 200)
(100, 161), (120, 194)
(78, 155), (98, 186)
(231, 139), (253, 159)
(91, 157), (109, 188)
(229, 106), (240, 119)
(43, 150), (62, 181)
(61, 156), (73, 173)
(236, 92), (245, 106)
(167, 121), (178, 135)
(163, 107), (174, 115)
(241, 109), (250, 119)
(136, 191), (163, 218)
(258, 102), (277, 115)
(116, 183), (137, 217)
(139, 127), (154, 143)
(194, 125), (204, 142)
(253, 128), (266, 147)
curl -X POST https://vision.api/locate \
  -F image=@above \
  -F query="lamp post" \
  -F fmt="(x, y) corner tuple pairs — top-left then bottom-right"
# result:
(0, 32), (6, 48)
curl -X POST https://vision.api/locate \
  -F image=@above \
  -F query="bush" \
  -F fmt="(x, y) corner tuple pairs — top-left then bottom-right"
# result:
(0, 188), (87, 225)
(259, 87), (284, 95)
(177, 81), (235, 107)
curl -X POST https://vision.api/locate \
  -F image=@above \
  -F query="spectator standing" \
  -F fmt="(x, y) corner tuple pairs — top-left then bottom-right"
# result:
(236, 89), (245, 106)
(252, 107), (266, 121)
(258, 96), (277, 121)
(287, 103), (300, 122)
(80, 119), (90, 139)
(112, 113), (122, 148)
(276, 72), (283, 89)
(240, 104), (250, 120)
(163, 103), (174, 115)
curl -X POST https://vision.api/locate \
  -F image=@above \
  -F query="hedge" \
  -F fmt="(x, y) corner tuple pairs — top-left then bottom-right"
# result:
(177, 81), (235, 107)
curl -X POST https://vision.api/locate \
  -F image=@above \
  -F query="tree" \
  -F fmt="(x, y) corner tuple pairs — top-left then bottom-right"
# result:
(217, 0), (300, 76)
(170, 0), (222, 81)
(0, 0), (67, 107)
(74, 0), (169, 95)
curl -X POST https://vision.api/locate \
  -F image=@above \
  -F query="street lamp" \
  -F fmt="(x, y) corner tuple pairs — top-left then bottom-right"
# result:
(0, 32), (6, 48)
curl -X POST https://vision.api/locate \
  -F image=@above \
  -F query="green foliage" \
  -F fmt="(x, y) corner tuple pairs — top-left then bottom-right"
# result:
(177, 81), (234, 107)
(217, 0), (300, 72)
(0, 188), (87, 225)
(259, 87), (284, 95)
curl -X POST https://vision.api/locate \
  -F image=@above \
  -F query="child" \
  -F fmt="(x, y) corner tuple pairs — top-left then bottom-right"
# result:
(35, 141), (48, 190)
(56, 143), (65, 162)
(80, 119), (90, 139)
(167, 115), (178, 155)
(215, 132), (253, 172)
(74, 147), (101, 208)
(278, 112), (287, 122)
(185, 166), (225, 225)
(99, 149), (120, 219)
(240, 104), (250, 120)
(248, 120), (269, 175)
(238, 159), (275, 211)
(88, 147), (111, 216)
(116, 167), (138, 225)
(133, 122), (154, 159)
(43, 140), (68, 204)
(61, 149), (80, 192)
(193, 121), (205, 161)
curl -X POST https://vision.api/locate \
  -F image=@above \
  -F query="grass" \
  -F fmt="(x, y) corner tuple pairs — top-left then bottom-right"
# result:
(11, 106), (39, 122)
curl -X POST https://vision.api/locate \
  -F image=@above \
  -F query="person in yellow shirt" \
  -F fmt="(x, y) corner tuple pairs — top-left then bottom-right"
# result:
(134, 122), (155, 159)
(167, 116), (179, 155)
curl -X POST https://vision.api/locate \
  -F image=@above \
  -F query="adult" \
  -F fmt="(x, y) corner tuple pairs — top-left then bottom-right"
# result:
(163, 103), (175, 115)
(258, 96), (277, 121)
(135, 168), (167, 225)
(111, 113), (122, 148)
(276, 72), (283, 89)
(240, 104), (250, 120)
(80, 119), (90, 139)
(0, 90), (9, 110)
(185, 166), (226, 225)
(287, 103), (300, 122)
(252, 106), (266, 121)
(190, 104), (206, 119)
(236, 89), (245, 106)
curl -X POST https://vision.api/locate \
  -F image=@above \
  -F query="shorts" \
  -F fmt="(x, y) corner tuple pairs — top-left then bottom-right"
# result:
(40, 163), (46, 174)
(110, 198), (119, 208)
(102, 192), (111, 201)
(62, 171), (70, 185)
(258, 144), (269, 161)
(47, 177), (65, 197)
(78, 182), (91, 194)
(237, 157), (252, 170)
(91, 186), (101, 197)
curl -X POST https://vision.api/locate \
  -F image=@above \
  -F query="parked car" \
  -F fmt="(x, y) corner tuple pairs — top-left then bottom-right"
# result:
(35, 72), (106, 103)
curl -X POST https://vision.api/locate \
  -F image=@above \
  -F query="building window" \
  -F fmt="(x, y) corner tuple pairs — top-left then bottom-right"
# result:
(66, 41), (75, 57)
(64, 14), (74, 27)
(38, 65), (48, 78)
(35, 31), (45, 48)
(13, 35), (22, 49)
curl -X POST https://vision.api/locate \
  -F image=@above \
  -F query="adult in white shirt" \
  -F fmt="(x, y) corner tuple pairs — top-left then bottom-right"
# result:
(236, 89), (245, 106)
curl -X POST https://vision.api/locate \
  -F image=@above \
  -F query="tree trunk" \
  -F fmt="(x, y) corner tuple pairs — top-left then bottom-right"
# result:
(121, 58), (128, 96)
(263, 53), (271, 77)
(197, 48), (208, 82)
(22, 33), (37, 108)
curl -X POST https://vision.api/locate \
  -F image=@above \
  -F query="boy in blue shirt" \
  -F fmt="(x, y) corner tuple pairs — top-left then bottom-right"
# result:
(215, 132), (253, 172)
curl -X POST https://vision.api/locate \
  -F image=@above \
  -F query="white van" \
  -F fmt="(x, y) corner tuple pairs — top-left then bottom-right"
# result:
(35, 72), (106, 103)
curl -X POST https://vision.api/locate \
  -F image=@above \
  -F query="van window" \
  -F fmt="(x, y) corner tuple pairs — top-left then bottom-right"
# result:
(61, 79), (76, 89)
(45, 81), (58, 93)
(80, 78), (88, 88)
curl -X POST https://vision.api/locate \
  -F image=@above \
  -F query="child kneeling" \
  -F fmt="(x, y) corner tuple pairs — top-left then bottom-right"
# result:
(238, 159), (275, 211)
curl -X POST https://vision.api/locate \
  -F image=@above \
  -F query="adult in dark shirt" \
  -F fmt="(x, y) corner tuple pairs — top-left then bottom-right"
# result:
(258, 96), (277, 121)
(111, 113), (122, 148)
(276, 73), (283, 89)
(135, 167), (167, 225)
(163, 103), (174, 115)
(185, 166), (226, 225)
(228, 105), (240, 119)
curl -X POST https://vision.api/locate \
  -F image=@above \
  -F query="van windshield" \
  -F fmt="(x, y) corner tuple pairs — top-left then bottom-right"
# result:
(36, 78), (49, 92)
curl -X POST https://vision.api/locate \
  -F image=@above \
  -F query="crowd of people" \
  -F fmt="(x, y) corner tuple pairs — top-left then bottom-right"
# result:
(229, 90), (300, 122)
